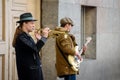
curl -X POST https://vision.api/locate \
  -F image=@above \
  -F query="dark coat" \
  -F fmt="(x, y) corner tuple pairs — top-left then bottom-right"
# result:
(15, 32), (46, 80)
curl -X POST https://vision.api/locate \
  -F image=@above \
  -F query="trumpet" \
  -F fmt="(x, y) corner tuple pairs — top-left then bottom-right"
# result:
(35, 28), (65, 38)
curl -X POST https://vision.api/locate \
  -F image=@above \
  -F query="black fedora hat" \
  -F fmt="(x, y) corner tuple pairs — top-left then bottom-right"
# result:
(16, 13), (37, 23)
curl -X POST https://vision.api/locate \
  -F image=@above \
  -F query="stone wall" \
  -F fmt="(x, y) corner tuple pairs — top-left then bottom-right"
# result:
(41, 0), (120, 80)
(41, 0), (58, 80)
(79, 0), (120, 80)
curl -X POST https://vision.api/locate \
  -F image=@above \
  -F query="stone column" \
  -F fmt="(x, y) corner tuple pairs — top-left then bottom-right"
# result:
(41, 0), (58, 80)
(41, 0), (58, 28)
(42, 38), (57, 80)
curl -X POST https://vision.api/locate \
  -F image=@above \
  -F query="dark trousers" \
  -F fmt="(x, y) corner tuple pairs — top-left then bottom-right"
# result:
(18, 65), (43, 80)
(63, 74), (76, 80)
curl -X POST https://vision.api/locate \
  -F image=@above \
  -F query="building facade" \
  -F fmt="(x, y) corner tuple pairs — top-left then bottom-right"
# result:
(0, 0), (120, 80)
(42, 0), (120, 80)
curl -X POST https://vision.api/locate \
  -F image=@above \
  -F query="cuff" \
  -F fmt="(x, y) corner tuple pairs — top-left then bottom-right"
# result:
(41, 37), (47, 43)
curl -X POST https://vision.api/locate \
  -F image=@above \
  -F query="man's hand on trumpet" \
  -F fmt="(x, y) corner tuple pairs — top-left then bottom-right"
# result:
(41, 27), (51, 38)
(34, 27), (51, 40)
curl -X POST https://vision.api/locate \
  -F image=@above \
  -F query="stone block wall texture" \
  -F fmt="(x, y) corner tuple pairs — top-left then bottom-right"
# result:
(41, 0), (58, 29)
(42, 0), (120, 80)
(41, 0), (58, 80)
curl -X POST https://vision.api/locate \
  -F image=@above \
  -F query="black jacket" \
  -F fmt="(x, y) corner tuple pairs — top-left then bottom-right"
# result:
(15, 32), (47, 80)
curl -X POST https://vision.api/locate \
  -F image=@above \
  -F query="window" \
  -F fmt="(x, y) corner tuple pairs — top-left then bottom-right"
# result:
(81, 6), (97, 59)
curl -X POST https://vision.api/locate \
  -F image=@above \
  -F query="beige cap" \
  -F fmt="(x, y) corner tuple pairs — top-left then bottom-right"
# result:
(60, 17), (74, 27)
